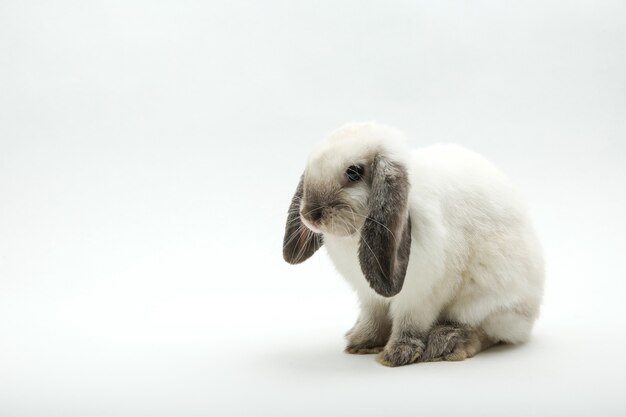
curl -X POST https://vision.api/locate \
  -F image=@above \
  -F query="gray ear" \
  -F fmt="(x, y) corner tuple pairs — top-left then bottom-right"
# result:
(283, 176), (323, 264)
(358, 155), (412, 297)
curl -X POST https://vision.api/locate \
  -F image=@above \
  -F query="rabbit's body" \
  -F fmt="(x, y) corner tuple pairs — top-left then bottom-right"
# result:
(325, 144), (544, 348)
(283, 123), (544, 366)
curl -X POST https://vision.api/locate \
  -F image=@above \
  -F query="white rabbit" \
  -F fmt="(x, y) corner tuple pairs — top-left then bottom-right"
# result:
(283, 122), (544, 367)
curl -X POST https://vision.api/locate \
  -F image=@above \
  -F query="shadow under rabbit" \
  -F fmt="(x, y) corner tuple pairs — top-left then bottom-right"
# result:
(259, 338), (530, 375)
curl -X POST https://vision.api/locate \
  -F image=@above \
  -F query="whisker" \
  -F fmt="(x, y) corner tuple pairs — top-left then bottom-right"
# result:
(334, 204), (397, 243)
(285, 206), (323, 226)
(283, 223), (305, 249)
(295, 227), (312, 261)
(340, 216), (388, 280)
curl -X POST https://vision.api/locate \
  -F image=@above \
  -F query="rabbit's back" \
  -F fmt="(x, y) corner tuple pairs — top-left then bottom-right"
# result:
(407, 145), (544, 337)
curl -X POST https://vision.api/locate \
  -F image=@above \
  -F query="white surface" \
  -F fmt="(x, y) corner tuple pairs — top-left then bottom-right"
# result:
(1, 1), (625, 416)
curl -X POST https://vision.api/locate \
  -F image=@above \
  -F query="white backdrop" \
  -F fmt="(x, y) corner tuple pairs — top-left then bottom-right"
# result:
(1, 1), (625, 416)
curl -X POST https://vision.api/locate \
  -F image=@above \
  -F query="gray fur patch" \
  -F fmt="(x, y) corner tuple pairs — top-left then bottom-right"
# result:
(377, 328), (426, 367)
(420, 322), (495, 362)
(421, 322), (471, 362)
(358, 155), (412, 297)
(283, 176), (323, 264)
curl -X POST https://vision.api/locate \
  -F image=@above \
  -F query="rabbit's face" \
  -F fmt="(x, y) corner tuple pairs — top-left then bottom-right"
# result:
(299, 150), (372, 237)
(283, 122), (413, 297)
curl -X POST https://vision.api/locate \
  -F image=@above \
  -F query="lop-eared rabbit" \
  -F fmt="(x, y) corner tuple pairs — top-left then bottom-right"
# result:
(283, 123), (544, 367)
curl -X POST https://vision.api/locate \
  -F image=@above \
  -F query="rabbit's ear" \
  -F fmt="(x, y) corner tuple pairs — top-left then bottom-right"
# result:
(358, 155), (412, 297)
(283, 175), (323, 264)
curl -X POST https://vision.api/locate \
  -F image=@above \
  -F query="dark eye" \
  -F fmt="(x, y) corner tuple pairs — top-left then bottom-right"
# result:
(345, 165), (364, 182)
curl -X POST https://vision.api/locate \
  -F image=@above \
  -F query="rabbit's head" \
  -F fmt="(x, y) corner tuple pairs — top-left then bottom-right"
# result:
(283, 123), (412, 297)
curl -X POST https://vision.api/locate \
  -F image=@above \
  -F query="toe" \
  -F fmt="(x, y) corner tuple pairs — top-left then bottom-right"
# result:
(444, 349), (468, 361)
(377, 343), (423, 367)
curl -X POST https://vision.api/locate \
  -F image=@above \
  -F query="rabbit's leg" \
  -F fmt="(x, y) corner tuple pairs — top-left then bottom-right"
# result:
(376, 293), (448, 367)
(345, 298), (391, 354)
(376, 284), (455, 367)
(376, 328), (426, 366)
(376, 313), (436, 366)
(420, 322), (496, 362)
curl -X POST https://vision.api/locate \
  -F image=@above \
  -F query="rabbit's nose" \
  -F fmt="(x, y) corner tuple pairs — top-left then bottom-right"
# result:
(309, 209), (323, 222)
(301, 206), (323, 223)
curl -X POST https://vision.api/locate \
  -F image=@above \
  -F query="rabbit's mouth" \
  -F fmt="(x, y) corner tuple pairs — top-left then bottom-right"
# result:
(300, 204), (365, 237)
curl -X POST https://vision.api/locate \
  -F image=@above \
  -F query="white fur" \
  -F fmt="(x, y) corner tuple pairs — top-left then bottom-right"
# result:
(315, 123), (544, 344)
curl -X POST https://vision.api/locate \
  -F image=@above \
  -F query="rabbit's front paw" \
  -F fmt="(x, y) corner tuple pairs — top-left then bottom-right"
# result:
(377, 339), (425, 367)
